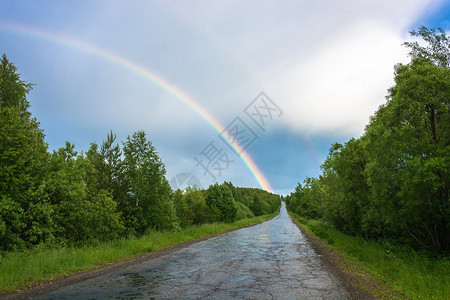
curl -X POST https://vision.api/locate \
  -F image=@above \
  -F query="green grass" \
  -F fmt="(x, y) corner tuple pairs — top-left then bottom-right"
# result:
(0, 212), (277, 292)
(289, 213), (450, 300)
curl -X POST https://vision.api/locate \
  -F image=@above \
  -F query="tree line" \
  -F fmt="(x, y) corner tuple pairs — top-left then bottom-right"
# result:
(286, 27), (449, 256)
(173, 183), (280, 228)
(0, 54), (280, 252)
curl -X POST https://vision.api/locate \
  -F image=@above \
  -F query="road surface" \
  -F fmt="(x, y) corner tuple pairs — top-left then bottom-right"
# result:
(35, 203), (349, 299)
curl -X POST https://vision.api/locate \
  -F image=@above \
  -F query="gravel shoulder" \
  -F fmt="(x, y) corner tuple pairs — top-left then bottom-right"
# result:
(3, 214), (279, 300)
(288, 214), (407, 299)
(5, 207), (406, 299)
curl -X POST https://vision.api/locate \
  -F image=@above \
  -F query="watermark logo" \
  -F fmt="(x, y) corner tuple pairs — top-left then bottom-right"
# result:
(188, 92), (282, 184)
(193, 141), (234, 181)
(169, 173), (202, 191)
(244, 92), (282, 132)
(219, 117), (258, 153)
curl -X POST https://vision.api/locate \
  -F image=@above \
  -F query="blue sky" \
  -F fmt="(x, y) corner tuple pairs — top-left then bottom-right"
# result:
(1, 0), (449, 195)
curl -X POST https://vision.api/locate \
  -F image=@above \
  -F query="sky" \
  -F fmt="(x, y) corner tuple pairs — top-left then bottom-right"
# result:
(1, 0), (449, 195)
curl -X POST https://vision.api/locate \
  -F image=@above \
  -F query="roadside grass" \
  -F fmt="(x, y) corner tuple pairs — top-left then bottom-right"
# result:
(290, 213), (450, 300)
(0, 212), (277, 293)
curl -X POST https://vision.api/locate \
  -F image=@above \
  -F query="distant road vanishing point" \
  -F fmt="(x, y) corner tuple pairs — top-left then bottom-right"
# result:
(33, 203), (349, 299)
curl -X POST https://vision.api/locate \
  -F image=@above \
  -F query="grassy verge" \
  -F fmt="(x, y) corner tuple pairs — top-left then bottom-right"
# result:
(289, 213), (449, 300)
(0, 212), (278, 292)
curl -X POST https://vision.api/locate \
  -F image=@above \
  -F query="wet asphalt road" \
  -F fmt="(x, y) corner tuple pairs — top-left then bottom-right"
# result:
(35, 203), (349, 299)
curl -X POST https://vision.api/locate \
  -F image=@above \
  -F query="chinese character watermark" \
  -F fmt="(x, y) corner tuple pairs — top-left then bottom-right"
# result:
(190, 92), (282, 184)
(193, 141), (234, 181)
(169, 173), (202, 191)
(219, 117), (258, 153)
(244, 92), (282, 131)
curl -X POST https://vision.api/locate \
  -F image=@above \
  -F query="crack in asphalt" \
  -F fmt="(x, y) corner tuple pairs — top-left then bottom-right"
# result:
(34, 203), (350, 299)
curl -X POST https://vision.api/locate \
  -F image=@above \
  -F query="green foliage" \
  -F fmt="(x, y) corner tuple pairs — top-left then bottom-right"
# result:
(225, 182), (280, 216)
(288, 27), (449, 256)
(290, 214), (450, 299)
(364, 56), (449, 254)
(321, 138), (370, 235)
(0, 196), (25, 251)
(121, 131), (178, 233)
(0, 54), (280, 256)
(64, 190), (124, 243)
(403, 26), (449, 67)
(0, 211), (278, 292)
(98, 131), (126, 203)
(0, 55), (48, 251)
(0, 55), (182, 250)
(205, 183), (237, 223)
(0, 53), (284, 297)
(23, 200), (55, 247)
(286, 177), (326, 220)
(173, 186), (212, 227)
(34, 142), (125, 245)
(236, 201), (255, 220)
(0, 54), (32, 112)
(0, 107), (47, 204)
(173, 182), (279, 226)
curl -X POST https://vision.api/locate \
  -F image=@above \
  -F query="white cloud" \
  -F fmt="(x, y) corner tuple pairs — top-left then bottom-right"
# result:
(155, 0), (435, 137)
(7, 0), (444, 191)
(267, 20), (411, 136)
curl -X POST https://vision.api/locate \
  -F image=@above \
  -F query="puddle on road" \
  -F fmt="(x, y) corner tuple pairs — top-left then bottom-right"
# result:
(34, 203), (349, 299)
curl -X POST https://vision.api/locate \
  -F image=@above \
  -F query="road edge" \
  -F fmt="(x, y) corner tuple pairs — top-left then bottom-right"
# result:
(287, 210), (407, 300)
(4, 207), (281, 300)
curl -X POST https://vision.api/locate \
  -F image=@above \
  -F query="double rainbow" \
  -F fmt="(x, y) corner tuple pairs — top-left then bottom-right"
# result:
(0, 22), (273, 192)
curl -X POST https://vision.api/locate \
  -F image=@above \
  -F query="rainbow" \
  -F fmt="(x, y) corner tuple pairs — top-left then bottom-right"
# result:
(165, 4), (325, 164)
(0, 22), (274, 192)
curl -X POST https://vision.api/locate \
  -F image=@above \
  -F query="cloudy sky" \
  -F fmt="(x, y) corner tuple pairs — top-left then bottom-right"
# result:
(1, 0), (449, 194)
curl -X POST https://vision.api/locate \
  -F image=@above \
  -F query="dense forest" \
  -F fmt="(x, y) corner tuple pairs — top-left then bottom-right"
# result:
(286, 27), (449, 256)
(0, 54), (280, 252)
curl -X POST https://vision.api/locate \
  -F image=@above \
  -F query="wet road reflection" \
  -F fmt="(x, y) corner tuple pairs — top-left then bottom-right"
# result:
(36, 203), (349, 299)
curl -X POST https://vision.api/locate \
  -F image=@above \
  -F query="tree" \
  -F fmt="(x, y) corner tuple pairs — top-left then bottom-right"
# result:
(365, 57), (449, 254)
(0, 54), (32, 112)
(37, 142), (125, 244)
(205, 183), (237, 223)
(100, 131), (123, 198)
(319, 139), (371, 235)
(229, 185), (280, 216)
(249, 194), (264, 216)
(403, 26), (450, 67)
(0, 55), (48, 250)
(173, 186), (212, 227)
(286, 27), (449, 255)
(0, 196), (26, 251)
(173, 189), (188, 227)
(186, 186), (212, 225)
(83, 131), (125, 204)
(122, 131), (178, 233)
(39, 143), (85, 243)
(236, 201), (254, 220)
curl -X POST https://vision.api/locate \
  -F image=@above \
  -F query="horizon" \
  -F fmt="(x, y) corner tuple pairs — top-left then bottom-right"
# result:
(1, 0), (449, 195)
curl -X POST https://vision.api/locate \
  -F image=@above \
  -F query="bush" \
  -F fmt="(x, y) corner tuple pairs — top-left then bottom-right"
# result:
(205, 183), (237, 223)
(236, 202), (255, 220)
